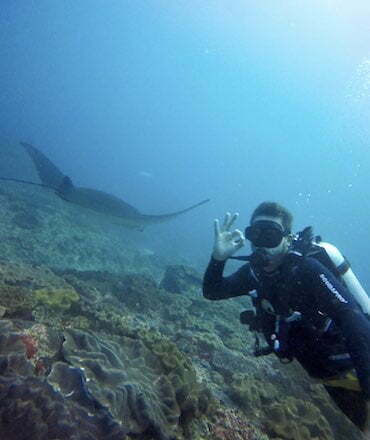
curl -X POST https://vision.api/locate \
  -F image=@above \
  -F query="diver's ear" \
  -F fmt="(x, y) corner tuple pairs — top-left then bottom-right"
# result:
(286, 233), (294, 246)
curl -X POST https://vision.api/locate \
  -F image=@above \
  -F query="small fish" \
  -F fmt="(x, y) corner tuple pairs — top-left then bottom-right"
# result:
(138, 171), (153, 179)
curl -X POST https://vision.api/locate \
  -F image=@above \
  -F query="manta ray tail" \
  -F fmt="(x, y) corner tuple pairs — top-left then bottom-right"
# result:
(0, 176), (54, 189)
(139, 198), (210, 224)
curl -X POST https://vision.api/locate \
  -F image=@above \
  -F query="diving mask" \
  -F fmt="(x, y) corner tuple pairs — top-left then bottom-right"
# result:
(245, 220), (287, 248)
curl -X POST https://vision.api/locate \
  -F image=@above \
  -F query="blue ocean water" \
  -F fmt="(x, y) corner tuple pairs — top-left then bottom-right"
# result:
(1, 1), (369, 283)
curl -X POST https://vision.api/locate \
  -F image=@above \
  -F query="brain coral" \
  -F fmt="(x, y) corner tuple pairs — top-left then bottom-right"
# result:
(265, 396), (333, 440)
(0, 320), (128, 440)
(0, 319), (210, 440)
(138, 328), (215, 419)
(56, 328), (180, 440)
(0, 375), (129, 440)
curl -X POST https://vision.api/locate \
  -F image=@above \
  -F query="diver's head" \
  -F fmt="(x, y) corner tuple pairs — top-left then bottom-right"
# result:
(246, 202), (293, 270)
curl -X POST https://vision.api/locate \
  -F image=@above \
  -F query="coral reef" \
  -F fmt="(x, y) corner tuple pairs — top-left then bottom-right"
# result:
(229, 373), (277, 415)
(112, 273), (161, 312)
(0, 174), (365, 440)
(13, 210), (42, 230)
(0, 320), (128, 440)
(160, 264), (202, 295)
(34, 286), (80, 310)
(140, 329), (216, 420)
(0, 260), (76, 320)
(265, 396), (333, 440)
(208, 408), (269, 440)
(0, 375), (129, 440)
(56, 328), (181, 439)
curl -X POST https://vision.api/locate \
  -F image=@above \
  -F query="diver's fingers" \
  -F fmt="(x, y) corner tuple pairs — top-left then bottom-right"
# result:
(214, 219), (221, 238)
(222, 212), (231, 230)
(232, 230), (245, 249)
(231, 229), (245, 242)
(226, 212), (239, 230)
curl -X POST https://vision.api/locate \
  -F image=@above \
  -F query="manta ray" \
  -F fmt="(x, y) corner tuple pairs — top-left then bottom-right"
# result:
(0, 142), (209, 229)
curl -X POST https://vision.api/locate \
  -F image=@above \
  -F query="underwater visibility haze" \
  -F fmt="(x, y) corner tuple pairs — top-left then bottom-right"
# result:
(0, 2), (370, 440)
(1, 1), (370, 274)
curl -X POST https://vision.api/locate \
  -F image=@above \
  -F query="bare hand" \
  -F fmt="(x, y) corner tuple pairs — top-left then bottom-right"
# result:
(212, 212), (245, 261)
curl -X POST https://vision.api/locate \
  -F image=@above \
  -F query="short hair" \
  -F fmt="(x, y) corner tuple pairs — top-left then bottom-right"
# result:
(250, 201), (293, 233)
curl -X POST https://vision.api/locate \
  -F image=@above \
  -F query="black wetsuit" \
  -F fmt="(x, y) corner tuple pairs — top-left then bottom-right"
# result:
(203, 255), (370, 403)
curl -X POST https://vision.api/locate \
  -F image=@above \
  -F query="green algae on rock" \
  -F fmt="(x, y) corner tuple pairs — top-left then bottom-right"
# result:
(160, 265), (202, 295)
(33, 287), (80, 310)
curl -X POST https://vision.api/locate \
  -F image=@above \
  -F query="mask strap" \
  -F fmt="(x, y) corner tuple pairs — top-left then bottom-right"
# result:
(228, 255), (251, 261)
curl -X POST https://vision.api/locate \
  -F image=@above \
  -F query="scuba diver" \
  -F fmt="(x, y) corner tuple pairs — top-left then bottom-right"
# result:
(203, 201), (370, 437)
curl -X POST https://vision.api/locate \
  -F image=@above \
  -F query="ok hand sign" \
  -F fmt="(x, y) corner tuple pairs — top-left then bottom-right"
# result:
(212, 212), (245, 261)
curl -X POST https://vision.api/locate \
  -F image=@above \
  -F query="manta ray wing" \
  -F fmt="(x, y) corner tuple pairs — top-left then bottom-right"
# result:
(20, 142), (65, 189)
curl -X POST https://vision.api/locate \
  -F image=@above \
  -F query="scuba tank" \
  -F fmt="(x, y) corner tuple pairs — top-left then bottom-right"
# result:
(295, 227), (370, 316)
(314, 241), (370, 316)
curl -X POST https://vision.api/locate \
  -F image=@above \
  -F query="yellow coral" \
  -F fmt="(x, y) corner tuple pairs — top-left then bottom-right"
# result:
(33, 287), (79, 310)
